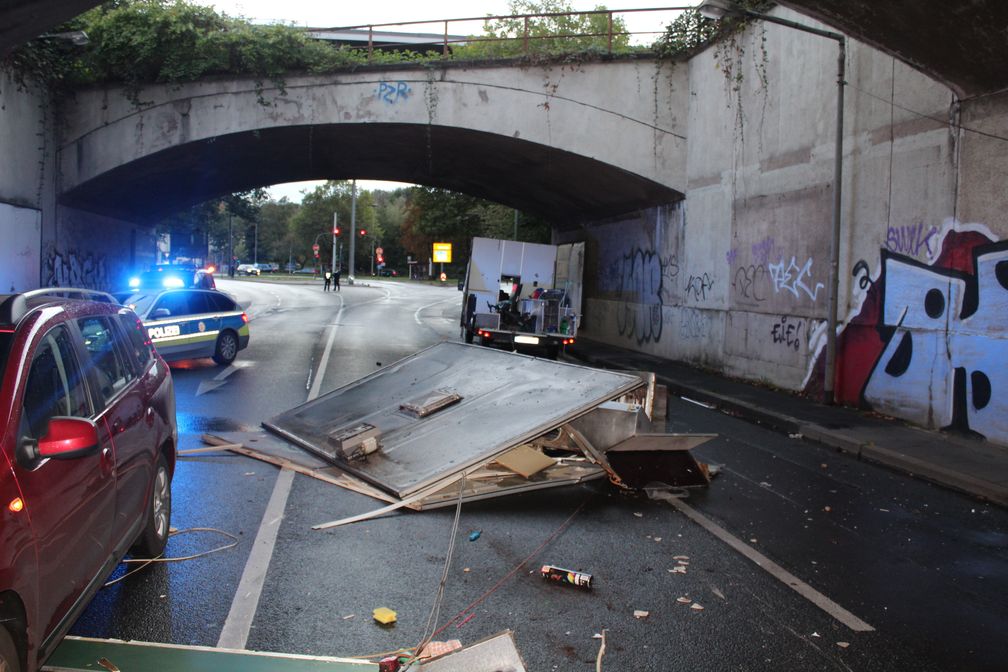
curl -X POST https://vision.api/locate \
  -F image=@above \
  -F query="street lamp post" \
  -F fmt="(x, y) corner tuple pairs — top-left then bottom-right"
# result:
(698, 0), (845, 404)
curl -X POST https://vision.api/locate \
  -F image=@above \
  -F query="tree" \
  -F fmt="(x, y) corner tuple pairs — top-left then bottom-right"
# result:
(289, 181), (378, 272)
(456, 0), (632, 59)
(399, 187), (551, 277)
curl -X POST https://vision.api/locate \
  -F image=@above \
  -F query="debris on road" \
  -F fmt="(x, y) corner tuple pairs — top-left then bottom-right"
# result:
(540, 564), (594, 589)
(418, 640), (463, 659)
(633, 610), (650, 619)
(468, 530), (482, 542)
(372, 607), (397, 625)
(416, 631), (527, 671)
(202, 343), (717, 515)
(690, 603), (704, 611)
(676, 596), (691, 604)
(837, 641), (850, 648)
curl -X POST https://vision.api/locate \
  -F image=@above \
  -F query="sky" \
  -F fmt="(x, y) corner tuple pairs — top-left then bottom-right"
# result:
(197, 1), (684, 201)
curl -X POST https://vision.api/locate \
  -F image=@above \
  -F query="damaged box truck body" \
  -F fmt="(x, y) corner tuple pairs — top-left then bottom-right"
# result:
(460, 237), (584, 358)
(258, 343), (713, 509)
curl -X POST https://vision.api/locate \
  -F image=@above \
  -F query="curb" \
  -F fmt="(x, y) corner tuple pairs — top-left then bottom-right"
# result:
(569, 348), (1007, 507)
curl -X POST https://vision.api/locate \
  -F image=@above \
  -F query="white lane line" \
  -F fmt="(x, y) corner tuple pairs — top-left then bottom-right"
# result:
(308, 296), (346, 400)
(650, 491), (875, 632)
(414, 296), (461, 326)
(216, 468), (295, 649)
(217, 293), (344, 650)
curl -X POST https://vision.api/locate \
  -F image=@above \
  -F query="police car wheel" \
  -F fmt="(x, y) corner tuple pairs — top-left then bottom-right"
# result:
(213, 331), (239, 366)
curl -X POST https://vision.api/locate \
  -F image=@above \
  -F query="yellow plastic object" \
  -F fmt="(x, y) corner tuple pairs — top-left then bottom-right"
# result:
(372, 607), (397, 625)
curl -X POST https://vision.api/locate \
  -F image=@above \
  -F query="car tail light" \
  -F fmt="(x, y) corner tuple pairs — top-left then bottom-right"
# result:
(241, 313), (249, 323)
(8, 497), (24, 513)
(563, 338), (575, 345)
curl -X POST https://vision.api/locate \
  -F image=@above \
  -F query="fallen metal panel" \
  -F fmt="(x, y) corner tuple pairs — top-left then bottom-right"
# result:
(414, 462), (605, 510)
(264, 342), (642, 499)
(606, 433), (716, 488)
(418, 631), (527, 672)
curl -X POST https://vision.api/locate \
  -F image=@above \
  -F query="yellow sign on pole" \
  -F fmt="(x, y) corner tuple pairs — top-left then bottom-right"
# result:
(433, 242), (452, 263)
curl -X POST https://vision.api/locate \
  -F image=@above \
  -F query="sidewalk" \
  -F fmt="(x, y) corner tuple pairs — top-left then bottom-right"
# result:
(567, 338), (1008, 508)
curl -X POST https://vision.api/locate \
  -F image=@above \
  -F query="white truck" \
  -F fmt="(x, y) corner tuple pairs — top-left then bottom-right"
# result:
(460, 237), (585, 358)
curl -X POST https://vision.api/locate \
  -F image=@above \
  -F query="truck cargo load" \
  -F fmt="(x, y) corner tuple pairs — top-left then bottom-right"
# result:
(460, 237), (584, 359)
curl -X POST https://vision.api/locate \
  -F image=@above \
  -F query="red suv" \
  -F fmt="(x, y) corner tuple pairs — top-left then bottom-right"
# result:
(0, 289), (177, 672)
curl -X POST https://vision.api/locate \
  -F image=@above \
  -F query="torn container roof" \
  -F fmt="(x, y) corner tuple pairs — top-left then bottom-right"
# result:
(263, 342), (645, 499)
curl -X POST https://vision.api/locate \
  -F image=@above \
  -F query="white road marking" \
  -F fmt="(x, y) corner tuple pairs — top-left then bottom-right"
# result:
(216, 468), (295, 649)
(217, 292), (345, 650)
(414, 296), (461, 326)
(649, 490), (875, 633)
(308, 298), (346, 401)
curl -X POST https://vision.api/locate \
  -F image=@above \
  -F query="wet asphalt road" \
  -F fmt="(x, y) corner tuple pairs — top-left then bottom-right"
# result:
(70, 277), (1008, 671)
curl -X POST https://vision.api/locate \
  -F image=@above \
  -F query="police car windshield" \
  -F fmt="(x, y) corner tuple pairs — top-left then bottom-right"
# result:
(118, 292), (159, 315)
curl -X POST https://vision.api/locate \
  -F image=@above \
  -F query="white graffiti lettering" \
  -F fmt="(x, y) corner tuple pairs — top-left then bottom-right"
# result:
(768, 256), (825, 301)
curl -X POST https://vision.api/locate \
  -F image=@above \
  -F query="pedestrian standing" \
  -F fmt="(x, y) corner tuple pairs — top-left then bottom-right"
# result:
(323, 271), (331, 291)
(334, 269), (341, 292)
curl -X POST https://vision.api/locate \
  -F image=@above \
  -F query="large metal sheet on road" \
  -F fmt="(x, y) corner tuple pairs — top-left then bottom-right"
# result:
(264, 342), (642, 498)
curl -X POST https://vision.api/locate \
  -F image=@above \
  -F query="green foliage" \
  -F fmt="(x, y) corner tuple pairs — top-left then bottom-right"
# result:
(4, 0), (654, 98)
(652, 9), (719, 58)
(289, 181), (378, 271)
(400, 186), (550, 276)
(455, 0), (633, 59)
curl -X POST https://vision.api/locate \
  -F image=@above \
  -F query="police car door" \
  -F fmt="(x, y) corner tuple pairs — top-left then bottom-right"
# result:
(146, 291), (212, 361)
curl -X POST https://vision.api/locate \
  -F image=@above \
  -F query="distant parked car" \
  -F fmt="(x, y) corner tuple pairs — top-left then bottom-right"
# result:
(378, 268), (398, 277)
(236, 264), (260, 276)
(0, 288), (176, 672)
(117, 288), (249, 365)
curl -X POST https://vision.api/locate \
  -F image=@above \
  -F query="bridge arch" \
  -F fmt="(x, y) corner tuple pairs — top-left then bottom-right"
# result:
(58, 59), (688, 222)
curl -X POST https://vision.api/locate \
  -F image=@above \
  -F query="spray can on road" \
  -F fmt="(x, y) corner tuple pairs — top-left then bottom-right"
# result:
(540, 564), (593, 590)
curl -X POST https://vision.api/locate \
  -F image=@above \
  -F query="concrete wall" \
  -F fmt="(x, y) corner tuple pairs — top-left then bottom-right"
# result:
(570, 8), (1008, 446)
(1, 69), (157, 292)
(0, 70), (50, 291)
(59, 60), (688, 196)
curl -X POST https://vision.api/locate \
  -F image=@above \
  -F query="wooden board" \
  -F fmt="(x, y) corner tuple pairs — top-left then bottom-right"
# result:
(201, 432), (398, 505)
(492, 444), (557, 478)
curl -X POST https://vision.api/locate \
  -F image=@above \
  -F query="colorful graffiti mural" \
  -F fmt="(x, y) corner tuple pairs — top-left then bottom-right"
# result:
(831, 227), (1007, 443)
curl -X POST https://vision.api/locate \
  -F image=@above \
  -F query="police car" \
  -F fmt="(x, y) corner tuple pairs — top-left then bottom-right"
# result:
(117, 288), (249, 365)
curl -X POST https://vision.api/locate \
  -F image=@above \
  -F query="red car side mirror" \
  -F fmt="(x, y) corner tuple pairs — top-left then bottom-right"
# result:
(37, 417), (101, 460)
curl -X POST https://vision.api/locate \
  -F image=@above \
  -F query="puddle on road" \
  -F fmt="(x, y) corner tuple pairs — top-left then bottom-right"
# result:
(176, 414), (252, 435)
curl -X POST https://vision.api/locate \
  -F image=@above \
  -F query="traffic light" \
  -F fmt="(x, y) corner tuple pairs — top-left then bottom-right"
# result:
(333, 227), (341, 236)
(359, 228), (367, 236)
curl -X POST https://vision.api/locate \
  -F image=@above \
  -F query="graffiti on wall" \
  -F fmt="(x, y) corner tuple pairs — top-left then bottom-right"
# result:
(770, 315), (807, 351)
(607, 248), (678, 345)
(829, 226), (1008, 443)
(732, 264), (768, 303)
(43, 247), (109, 289)
(679, 308), (711, 340)
(886, 222), (939, 260)
(768, 256), (824, 301)
(376, 81), (411, 105)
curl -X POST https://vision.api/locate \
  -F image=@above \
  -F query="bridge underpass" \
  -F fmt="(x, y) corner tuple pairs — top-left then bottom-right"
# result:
(57, 60), (687, 225)
(59, 123), (682, 225)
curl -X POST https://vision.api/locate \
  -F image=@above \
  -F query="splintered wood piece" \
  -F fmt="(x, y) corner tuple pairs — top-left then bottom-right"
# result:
(492, 444), (557, 478)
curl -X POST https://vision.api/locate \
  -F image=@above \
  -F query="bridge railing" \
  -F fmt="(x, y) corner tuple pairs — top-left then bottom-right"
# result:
(308, 6), (689, 61)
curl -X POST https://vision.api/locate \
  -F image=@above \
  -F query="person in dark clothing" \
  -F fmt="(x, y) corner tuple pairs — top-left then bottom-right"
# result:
(334, 269), (341, 292)
(323, 271), (332, 291)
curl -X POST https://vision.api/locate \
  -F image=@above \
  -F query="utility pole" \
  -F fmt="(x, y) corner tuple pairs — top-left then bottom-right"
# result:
(513, 209), (518, 239)
(332, 212), (338, 278)
(228, 211), (233, 276)
(348, 179), (357, 284)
